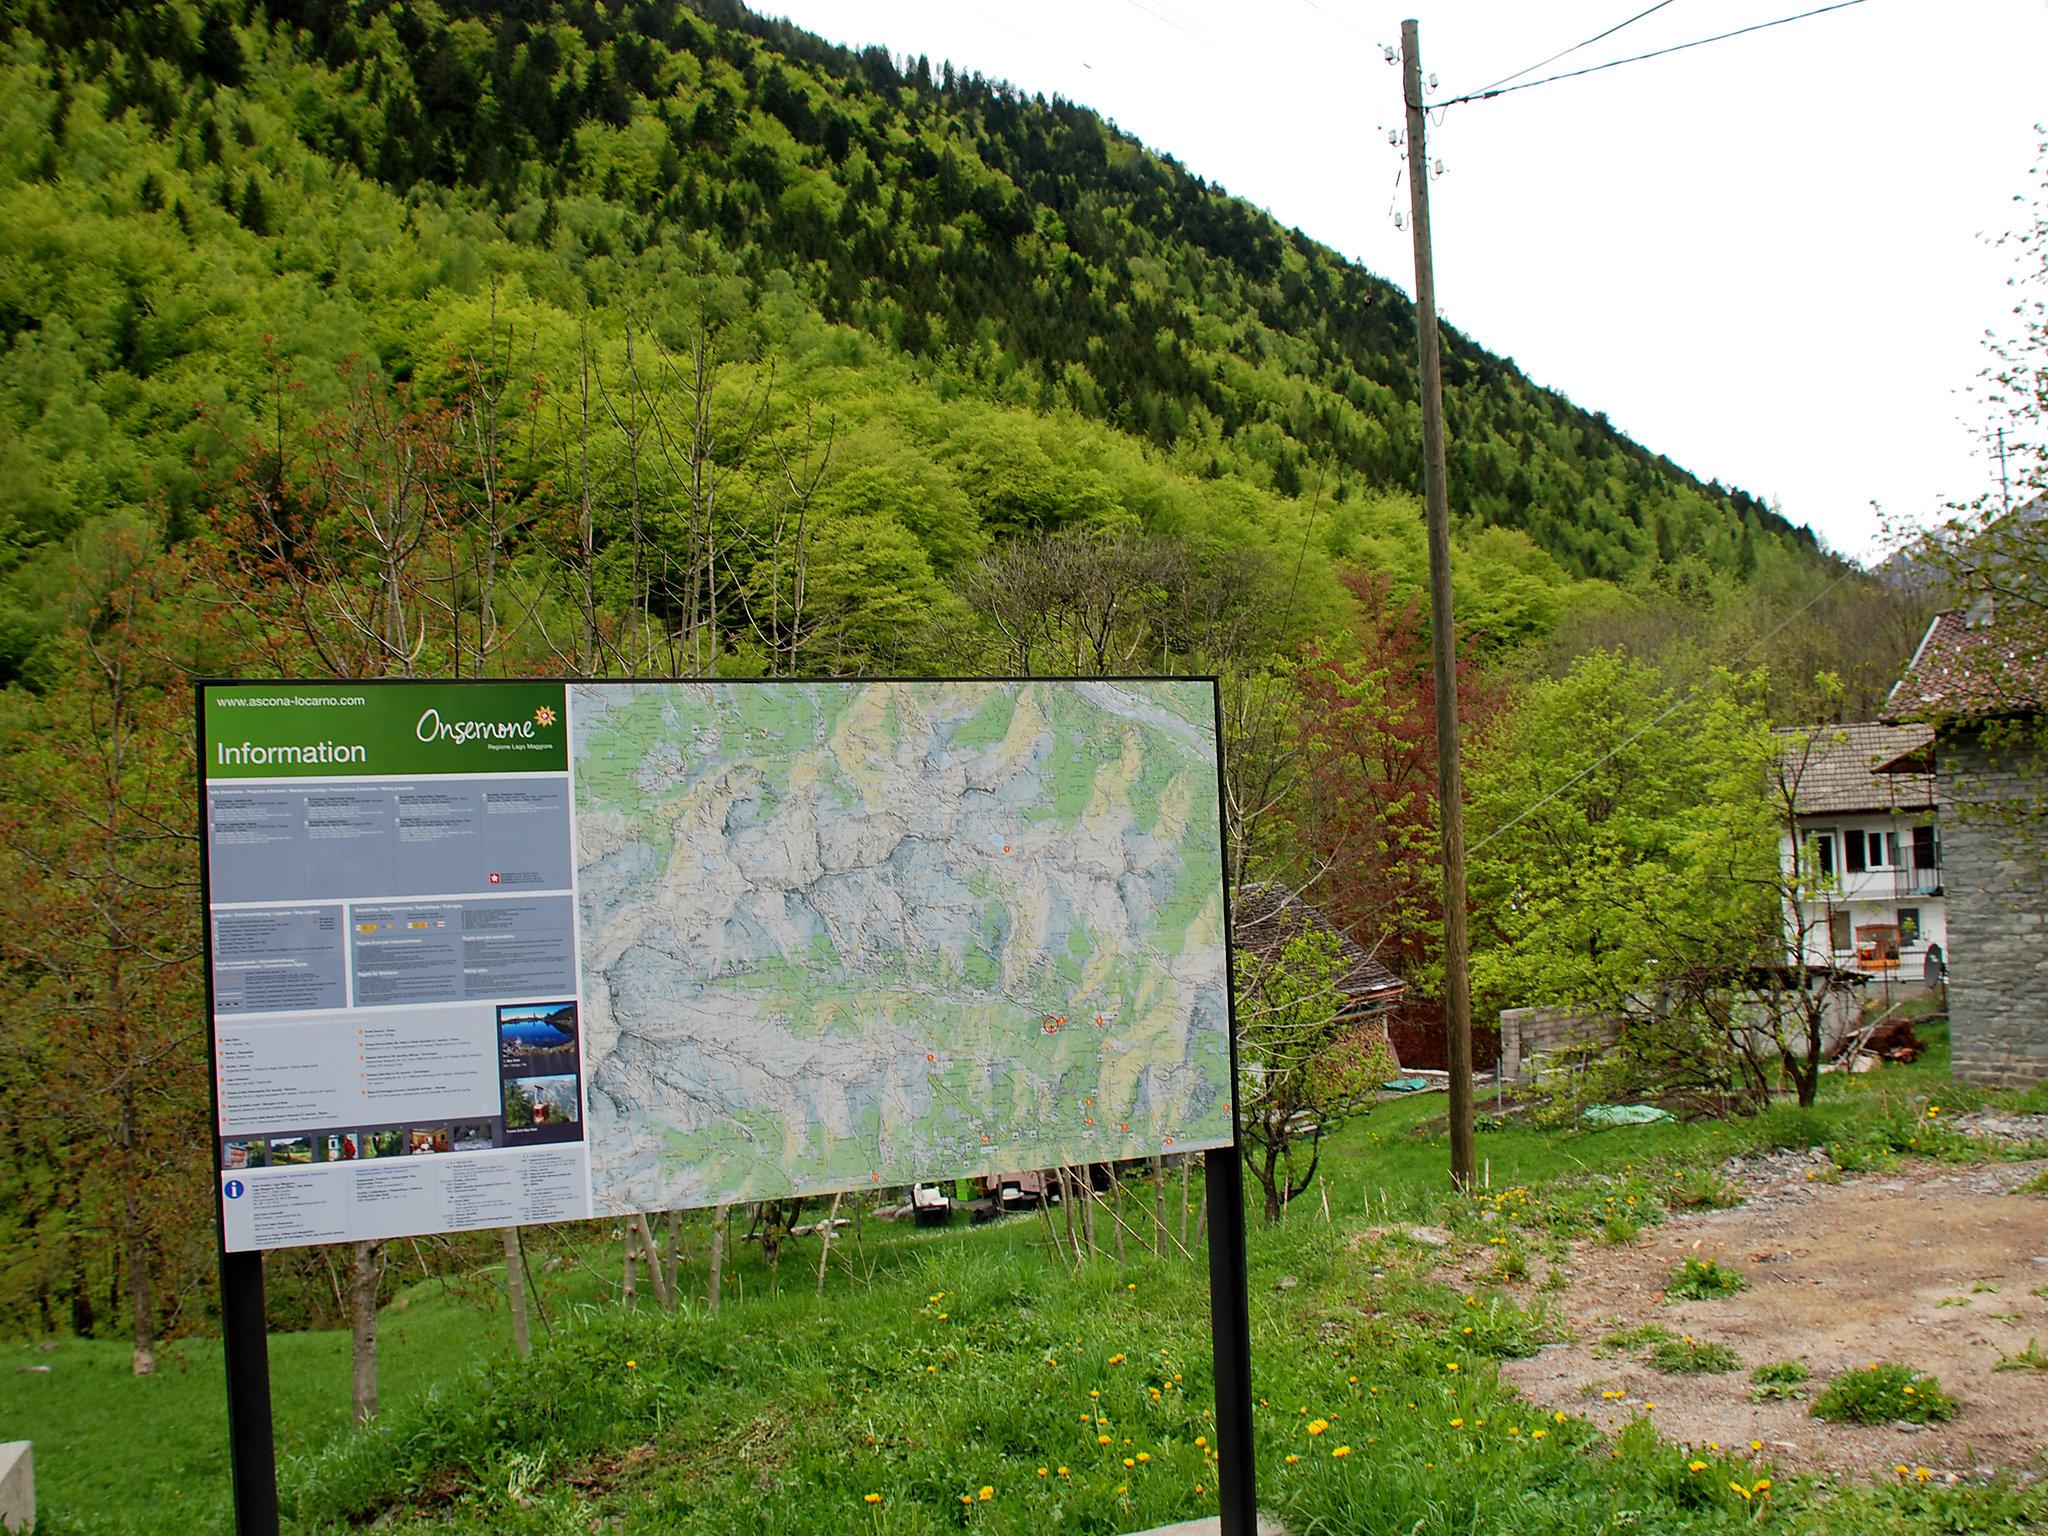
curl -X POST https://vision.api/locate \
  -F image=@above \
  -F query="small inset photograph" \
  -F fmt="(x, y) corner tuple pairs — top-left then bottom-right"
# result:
(504, 1073), (580, 1130)
(498, 1001), (578, 1076)
(408, 1125), (452, 1156)
(269, 1134), (313, 1166)
(326, 1132), (360, 1162)
(361, 1128), (403, 1160)
(222, 1139), (266, 1171)
(449, 1121), (495, 1153)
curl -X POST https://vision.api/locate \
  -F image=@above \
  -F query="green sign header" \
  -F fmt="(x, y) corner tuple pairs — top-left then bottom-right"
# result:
(201, 681), (568, 779)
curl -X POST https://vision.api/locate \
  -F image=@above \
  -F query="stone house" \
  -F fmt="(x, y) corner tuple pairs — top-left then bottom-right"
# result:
(1886, 600), (2048, 1088)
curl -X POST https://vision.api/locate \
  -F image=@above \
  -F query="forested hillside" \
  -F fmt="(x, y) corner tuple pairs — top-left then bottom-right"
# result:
(0, 0), (1824, 681)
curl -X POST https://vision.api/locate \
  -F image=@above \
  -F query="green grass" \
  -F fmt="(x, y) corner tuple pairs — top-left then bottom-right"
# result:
(1750, 1360), (1812, 1402)
(1812, 1364), (1958, 1426)
(1666, 1258), (1748, 1301)
(1648, 1337), (1742, 1374)
(9, 1019), (2048, 1534)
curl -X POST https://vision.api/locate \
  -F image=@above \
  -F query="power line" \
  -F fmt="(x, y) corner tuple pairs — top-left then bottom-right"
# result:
(1466, 557), (1865, 857)
(1293, 0), (1380, 47)
(1433, 0), (1870, 110)
(1462, 0), (1683, 101)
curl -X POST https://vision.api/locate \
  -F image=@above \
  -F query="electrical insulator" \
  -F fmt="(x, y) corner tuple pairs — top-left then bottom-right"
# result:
(1433, 158), (1444, 176)
(1393, 211), (1406, 230)
(1383, 45), (1397, 64)
(1428, 72), (1438, 90)
(1387, 129), (1400, 147)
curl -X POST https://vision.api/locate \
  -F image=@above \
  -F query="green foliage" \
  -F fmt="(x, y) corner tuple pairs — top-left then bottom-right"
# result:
(1233, 915), (1397, 1222)
(1811, 1363), (1957, 1425)
(1648, 1336), (1742, 1374)
(1749, 1359), (1812, 1401)
(1666, 1257), (1748, 1301)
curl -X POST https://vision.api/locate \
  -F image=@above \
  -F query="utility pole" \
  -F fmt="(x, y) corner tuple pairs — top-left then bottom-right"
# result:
(1402, 18), (1477, 1192)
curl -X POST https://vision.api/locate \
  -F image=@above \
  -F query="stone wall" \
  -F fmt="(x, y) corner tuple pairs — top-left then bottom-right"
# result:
(1497, 1005), (1619, 1083)
(1938, 730), (2048, 1088)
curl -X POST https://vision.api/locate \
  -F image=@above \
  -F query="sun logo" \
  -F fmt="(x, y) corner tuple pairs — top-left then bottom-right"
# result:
(533, 705), (557, 727)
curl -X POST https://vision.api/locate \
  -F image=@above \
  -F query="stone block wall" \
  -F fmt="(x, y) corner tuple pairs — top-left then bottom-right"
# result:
(1938, 731), (2048, 1088)
(1497, 1005), (1619, 1083)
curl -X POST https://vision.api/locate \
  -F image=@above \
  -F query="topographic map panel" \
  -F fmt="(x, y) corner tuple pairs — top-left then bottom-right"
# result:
(569, 680), (1233, 1214)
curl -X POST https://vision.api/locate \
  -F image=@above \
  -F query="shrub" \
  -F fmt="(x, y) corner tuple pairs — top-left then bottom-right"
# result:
(1648, 1336), (1741, 1374)
(1748, 1359), (1810, 1402)
(1811, 1363), (1957, 1425)
(1666, 1257), (1746, 1300)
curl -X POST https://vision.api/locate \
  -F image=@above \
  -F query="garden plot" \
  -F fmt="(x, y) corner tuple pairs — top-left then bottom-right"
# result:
(1501, 1156), (2048, 1479)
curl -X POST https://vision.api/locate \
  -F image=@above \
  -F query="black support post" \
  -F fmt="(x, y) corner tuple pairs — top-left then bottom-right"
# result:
(1204, 1146), (1257, 1535)
(219, 1249), (280, 1536)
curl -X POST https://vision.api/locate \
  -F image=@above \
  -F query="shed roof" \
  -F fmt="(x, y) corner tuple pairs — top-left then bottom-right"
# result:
(1776, 722), (1935, 816)
(1232, 882), (1406, 1015)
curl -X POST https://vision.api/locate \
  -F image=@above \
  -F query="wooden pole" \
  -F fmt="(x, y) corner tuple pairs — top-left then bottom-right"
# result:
(1402, 16), (1478, 1192)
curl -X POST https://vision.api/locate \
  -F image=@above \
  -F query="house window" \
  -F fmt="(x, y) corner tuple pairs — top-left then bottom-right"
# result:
(1810, 831), (1836, 879)
(1829, 910), (1852, 952)
(1898, 908), (1921, 946)
(1912, 824), (1938, 871)
(1844, 833), (1866, 875)
(1883, 832), (1901, 868)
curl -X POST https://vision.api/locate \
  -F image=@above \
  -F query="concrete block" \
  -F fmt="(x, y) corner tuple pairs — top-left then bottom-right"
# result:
(0, 1442), (31, 1534)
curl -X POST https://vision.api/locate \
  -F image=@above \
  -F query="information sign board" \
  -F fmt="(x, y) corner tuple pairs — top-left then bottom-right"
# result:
(200, 679), (1235, 1253)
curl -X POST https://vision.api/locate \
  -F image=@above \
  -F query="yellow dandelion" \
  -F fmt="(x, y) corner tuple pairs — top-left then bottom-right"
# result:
(1332, 1445), (1351, 1458)
(1285, 1454), (1300, 1465)
(1308, 1419), (1329, 1436)
(1689, 1460), (1709, 1473)
(1450, 1417), (1465, 1428)
(864, 1494), (882, 1505)
(1729, 1483), (1752, 1501)
(1533, 1430), (1548, 1440)
(979, 1485), (994, 1501)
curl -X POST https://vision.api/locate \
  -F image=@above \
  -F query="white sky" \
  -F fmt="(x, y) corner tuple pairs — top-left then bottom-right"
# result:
(759, 0), (2047, 563)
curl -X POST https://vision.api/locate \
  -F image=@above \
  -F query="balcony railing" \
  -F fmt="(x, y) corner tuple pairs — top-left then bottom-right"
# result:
(1894, 861), (1942, 899)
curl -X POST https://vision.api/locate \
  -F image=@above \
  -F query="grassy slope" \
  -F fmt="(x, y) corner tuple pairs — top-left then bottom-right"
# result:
(8, 1026), (2046, 1535)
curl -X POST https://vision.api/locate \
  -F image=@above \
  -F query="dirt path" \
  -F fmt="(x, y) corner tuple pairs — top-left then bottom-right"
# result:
(1500, 1156), (2048, 1479)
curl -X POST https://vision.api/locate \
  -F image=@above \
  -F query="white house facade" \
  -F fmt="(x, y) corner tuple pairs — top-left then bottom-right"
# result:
(1777, 722), (1947, 982)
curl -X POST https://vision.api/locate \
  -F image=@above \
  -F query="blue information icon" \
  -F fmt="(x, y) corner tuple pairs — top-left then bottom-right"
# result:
(223, 1179), (246, 1200)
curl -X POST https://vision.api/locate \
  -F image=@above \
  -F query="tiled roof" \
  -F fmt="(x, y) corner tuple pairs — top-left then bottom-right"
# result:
(1886, 605), (2047, 723)
(1776, 722), (1935, 815)
(1232, 882), (1406, 1016)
